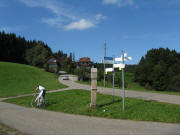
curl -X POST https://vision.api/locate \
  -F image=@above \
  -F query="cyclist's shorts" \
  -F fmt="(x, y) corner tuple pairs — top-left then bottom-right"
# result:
(42, 90), (46, 98)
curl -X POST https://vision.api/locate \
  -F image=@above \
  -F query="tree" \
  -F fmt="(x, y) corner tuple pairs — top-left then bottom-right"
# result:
(170, 75), (180, 92)
(135, 48), (180, 92)
(25, 41), (52, 67)
(0, 31), (27, 63)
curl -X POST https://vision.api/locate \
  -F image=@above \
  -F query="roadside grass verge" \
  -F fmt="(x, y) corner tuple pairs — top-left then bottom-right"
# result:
(78, 72), (180, 95)
(0, 62), (67, 98)
(4, 90), (180, 123)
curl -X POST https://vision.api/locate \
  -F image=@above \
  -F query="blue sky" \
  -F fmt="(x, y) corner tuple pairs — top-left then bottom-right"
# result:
(0, 0), (180, 64)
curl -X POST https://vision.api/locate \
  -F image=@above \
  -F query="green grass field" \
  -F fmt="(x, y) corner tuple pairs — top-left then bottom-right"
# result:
(78, 72), (180, 95)
(78, 72), (153, 91)
(4, 90), (180, 123)
(0, 62), (67, 98)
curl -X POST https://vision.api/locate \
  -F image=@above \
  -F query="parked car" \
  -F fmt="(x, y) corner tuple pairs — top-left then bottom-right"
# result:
(62, 75), (69, 80)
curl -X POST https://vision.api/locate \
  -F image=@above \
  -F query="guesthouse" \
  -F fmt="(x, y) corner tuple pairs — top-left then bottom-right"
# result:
(44, 56), (59, 73)
(77, 57), (93, 69)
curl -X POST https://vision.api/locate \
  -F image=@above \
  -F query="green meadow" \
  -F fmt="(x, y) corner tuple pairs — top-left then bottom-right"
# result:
(0, 62), (67, 97)
(78, 72), (180, 95)
(5, 90), (180, 123)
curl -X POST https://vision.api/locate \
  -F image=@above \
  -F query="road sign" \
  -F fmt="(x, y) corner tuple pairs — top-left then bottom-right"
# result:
(113, 63), (125, 68)
(115, 57), (123, 62)
(115, 55), (132, 62)
(105, 68), (113, 72)
(103, 57), (114, 64)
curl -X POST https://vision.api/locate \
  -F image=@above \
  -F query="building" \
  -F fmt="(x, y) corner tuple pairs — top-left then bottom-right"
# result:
(77, 57), (93, 69)
(44, 56), (59, 73)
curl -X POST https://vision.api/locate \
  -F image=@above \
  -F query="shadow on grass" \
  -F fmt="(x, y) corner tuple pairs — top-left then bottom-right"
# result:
(97, 99), (122, 108)
(45, 101), (59, 106)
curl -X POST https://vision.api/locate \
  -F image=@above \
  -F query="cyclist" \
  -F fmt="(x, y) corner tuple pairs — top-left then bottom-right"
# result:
(35, 84), (46, 106)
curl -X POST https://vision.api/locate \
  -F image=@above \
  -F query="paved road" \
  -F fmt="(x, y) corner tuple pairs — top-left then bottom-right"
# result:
(59, 77), (180, 105)
(1, 76), (180, 105)
(0, 102), (180, 135)
(0, 76), (180, 135)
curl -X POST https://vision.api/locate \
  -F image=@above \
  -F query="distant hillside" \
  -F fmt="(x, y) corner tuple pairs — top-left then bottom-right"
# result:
(0, 62), (67, 98)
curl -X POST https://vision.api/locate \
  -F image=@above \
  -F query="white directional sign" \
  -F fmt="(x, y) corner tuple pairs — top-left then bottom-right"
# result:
(124, 53), (127, 57)
(115, 56), (132, 62)
(105, 68), (113, 72)
(113, 63), (125, 68)
(115, 57), (123, 62)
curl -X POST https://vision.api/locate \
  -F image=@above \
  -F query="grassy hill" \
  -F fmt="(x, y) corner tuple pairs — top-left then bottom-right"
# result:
(0, 62), (67, 98)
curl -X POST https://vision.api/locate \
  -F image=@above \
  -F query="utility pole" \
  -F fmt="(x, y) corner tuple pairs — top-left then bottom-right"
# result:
(122, 51), (125, 112)
(112, 55), (115, 102)
(104, 43), (106, 87)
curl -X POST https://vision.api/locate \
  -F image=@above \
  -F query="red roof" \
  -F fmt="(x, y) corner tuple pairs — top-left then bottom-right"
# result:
(79, 57), (90, 62)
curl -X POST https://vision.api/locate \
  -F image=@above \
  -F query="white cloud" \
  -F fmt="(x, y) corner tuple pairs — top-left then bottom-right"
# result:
(103, 0), (119, 4)
(41, 17), (63, 28)
(95, 14), (106, 21)
(19, 0), (76, 20)
(103, 0), (134, 7)
(65, 19), (95, 31)
(19, 0), (106, 31)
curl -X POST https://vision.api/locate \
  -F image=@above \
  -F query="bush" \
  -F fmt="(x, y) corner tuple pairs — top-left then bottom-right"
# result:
(74, 67), (90, 81)
(170, 75), (180, 92)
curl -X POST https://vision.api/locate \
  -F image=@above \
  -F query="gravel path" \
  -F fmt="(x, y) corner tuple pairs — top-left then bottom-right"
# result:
(59, 77), (180, 105)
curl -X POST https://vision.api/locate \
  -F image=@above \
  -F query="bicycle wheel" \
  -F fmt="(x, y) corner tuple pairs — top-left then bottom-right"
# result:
(31, 97), (37, 107)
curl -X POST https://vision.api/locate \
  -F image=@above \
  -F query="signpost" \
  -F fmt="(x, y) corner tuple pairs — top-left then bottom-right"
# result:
(103, 57), (114, 64)
(102, 45), (132, 110)
(112, 56), (115, 102)
(122, 52), (125, 112)
(105, 68), (113, 72)
(104, 56), (114, 102)
(113, 64), (125, 68)
(115, 51), (132, 112)
(103, 56), (113, 87)
(104, 43), (106, 87)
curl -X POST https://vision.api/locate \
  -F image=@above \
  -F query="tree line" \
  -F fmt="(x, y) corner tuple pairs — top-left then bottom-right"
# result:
(135, 48), (180, 92)
(0, 31), (75, 70)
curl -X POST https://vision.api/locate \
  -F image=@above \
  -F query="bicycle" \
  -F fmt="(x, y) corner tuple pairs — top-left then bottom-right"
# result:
(31, 92), (46, 108)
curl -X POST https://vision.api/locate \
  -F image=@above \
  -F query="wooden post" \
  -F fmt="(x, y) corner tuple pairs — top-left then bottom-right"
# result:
(90, 68), (97, 108)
